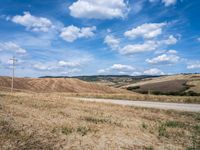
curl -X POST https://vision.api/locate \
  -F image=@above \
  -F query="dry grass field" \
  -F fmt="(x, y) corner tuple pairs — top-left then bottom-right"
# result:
(0, 92), (200, 150)
(66, 93), (200, 104)
(123, 74), (200, 96)
(0, 76), (128, 93)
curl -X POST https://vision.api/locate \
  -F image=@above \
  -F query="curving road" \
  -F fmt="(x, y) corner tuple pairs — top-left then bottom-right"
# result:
(71, 97), (200, 112)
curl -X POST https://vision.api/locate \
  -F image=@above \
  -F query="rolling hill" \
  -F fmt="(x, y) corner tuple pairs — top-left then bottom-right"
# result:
(0, 76), (128, 93)
(123, 74), (200, 96)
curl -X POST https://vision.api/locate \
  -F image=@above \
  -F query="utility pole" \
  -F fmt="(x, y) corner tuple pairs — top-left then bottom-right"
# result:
(10, 56), (17, 93)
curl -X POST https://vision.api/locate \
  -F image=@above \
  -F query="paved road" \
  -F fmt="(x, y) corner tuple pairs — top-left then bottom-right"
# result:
(71, 97), (200, 112)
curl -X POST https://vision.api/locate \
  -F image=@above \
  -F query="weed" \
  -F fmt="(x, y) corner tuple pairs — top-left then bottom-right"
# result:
(76, 126), (91, 136)
(165, 121), (185, 128)
(61, 126), (73, 135)
(194, 113), (200, 121)
(142, 122), (148, 129)
(158, 124), (168, 137)
(144, 146), (154, 150)
(84, 116), (110, 124)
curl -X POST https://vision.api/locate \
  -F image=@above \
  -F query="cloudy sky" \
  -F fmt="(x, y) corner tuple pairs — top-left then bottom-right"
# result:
(0, 0), (199, 77)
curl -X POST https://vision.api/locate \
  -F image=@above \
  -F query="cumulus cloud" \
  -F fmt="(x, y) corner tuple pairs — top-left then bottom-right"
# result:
(69, 0), (129, 19)
(144, 68), (164, 75)
(162, 0), (177, 6)
(120, 41), (158, 55)
(167, 49), (178, 54)
(119, 35), (178, 55)
(60, 25), (96, 42)
(161, 35), (178, 45)
(33, 63), (55, 71)
(11, 12), (54, 32)
(0, 42), (27, 54)
(104, 35), (120, 49)
(146, 53), (180, 64)
(110, 64), (135, 71)
(187, 62), (200, 69)
(58, 61), (81, 67)
(124, 23), (166, 39)
(149, 0), (177, 6)
(33, 56), (90, 72)
(98, 64), (135, 74)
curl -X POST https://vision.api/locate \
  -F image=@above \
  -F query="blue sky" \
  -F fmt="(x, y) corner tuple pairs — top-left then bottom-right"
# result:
(0, 0), (200, 77)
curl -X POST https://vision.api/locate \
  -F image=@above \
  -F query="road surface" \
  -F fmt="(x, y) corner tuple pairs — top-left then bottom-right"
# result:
(71, 97), (200, 112)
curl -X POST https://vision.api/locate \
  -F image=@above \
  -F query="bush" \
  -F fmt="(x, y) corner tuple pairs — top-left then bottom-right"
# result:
(61, 126), (73, 135)
(77, 126), (91, 136)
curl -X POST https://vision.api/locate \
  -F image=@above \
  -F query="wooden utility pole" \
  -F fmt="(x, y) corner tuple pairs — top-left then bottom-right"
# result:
(10, 56), (17, 92)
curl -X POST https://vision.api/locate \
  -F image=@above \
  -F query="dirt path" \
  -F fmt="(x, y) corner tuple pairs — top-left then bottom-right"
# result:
(71, 97), (200, 112)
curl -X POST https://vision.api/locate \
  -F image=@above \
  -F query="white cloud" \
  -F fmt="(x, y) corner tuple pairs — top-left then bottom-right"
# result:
(33, 61), (60, 71)
(155, 49), (178, 55)
(144, 68), (164, 75)
(162, 0), (177, 6)
(60, 25), (96, 42)
(120, 41), (158, 55)
(187, 62), (200, 69)
(33, 57), (90, 72)
(0, 42), (27, 54)
(167, 49), (178, 54)
(146, 53), (180, 64)
(110, 64), (135, 71)
(58, 61), (81, 67)
(131, 71), (142, 76)
(124, 23), (166, 39)
(161, 35), (178, 45)
(97, 69), (107, 74)
(197, 37), (200, 42)
(69, 0), (129, 19)
(98, 64), (135, 74)
(61, 68), (81, 75)
(149, 0), (177, 6)
(11, 12), (54, 32)
(104, 35), (120, 49)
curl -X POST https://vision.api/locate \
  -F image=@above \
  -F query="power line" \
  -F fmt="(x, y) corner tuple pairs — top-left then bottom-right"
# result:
(10, 56), (17, 93)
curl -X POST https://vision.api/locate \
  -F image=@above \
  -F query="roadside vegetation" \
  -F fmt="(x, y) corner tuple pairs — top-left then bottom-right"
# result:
(0, 92), (199, 149)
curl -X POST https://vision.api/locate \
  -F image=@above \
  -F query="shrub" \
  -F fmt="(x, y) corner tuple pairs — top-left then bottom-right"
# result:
(61, 126), (73, 135)
(76, 126), (91, 136)
(165, 121), (185, 128)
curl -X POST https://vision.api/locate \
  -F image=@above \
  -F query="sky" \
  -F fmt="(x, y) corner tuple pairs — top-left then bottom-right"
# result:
(0, 0), (200, 77)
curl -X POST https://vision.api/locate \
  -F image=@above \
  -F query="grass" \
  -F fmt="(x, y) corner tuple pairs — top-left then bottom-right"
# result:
(64, 92), (200, 104)
(61, 126), (92, 136)
(76, 126), (91, 136)
(84, 116), (110, 124)
(61, 126), (73, 135)
(165, 121), (185, 128)
(142, 122), (148, 129)
(0, 92), (200, 149)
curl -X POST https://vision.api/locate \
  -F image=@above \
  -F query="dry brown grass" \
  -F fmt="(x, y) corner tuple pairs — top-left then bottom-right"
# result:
(0, 92), (200, 149)
(0, 76), (128, 93)
(64, 92), (200, 104)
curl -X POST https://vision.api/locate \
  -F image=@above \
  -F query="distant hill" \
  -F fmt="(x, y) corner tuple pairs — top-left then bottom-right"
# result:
(123, 74), (200, 96)
(40, 75), (161, 88)
(0, 76), (129, 93)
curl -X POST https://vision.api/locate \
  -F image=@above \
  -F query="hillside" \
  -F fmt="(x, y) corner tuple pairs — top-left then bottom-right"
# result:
(123, 74), (200, 96)
(0, 76), (128, 93)
(40, 75), (160, 87)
